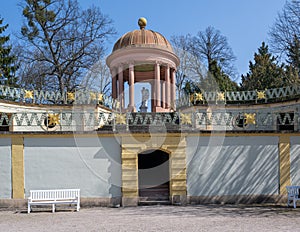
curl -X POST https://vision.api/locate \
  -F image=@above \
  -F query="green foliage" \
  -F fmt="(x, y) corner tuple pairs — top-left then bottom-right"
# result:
(183, 60), (238, 95)
(206, 60), (238, 92)
(172, 28), (238, 96)
(183, 80), (201, 96)
(22, 0), (56, 41)
(0, 17), (18, 87)
(194, 60), (238, 92)
(241, 42), (286, 91)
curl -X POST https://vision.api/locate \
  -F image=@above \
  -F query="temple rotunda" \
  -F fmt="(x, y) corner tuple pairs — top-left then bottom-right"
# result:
(106, 17), (180, 112)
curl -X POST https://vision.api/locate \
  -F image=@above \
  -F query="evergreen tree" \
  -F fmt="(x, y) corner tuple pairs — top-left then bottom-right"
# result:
(241, 42), (285, 90)
(206, 60), (238, 92)
(183, 80), (201, 96)
(0, 17), (18, 87)
(198, 60), (238, 92)
(283, 64), (299, 85)
(183, 59), (238, 95)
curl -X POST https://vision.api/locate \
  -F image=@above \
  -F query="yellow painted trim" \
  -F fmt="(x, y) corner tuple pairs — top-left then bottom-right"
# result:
(0, 133), (118, 138)
(121, 134), (188, 201)
(121, 145), (139, 198)
(279, 135), (291, 194)
(186, 132), (300, 137)
(1, 131), (300, 139)
(11, 137), (24, 199)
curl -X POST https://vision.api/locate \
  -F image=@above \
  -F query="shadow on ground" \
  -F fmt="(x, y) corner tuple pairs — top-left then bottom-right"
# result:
(111, 204), (300, 218)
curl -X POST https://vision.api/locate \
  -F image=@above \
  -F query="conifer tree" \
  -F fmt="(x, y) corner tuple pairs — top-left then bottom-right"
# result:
(241, 42), (285, 90)
(182, 60), (238, 95)
(0, 17), (18, 87)
(195, 60), (238, 92)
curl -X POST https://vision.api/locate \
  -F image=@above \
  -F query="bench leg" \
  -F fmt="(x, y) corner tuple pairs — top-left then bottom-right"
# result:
(76, 203), (80, 212)
(28, 203), (31, 214)
(294, 199), (297, 208)
(52, 204), (55, 213)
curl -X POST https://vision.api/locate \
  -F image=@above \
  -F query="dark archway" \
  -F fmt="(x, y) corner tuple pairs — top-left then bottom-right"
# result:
(138, 149), (170, 202)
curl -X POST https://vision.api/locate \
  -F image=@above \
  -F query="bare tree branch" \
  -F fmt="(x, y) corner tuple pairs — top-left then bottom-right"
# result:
(269, 0), (300, 58)
(17, 0), (115, 101)
(190, 26), (237, 78)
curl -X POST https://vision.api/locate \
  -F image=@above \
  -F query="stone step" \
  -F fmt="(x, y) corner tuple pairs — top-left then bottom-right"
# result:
(138, 200), (171, 206)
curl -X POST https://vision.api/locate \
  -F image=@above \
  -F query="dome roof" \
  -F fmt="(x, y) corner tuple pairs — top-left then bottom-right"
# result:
(112, 18), (174, 53)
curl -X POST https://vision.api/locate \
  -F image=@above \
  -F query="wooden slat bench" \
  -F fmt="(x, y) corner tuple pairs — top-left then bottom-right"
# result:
(28, 189), (80, 213)
(286, 186), (300, 208)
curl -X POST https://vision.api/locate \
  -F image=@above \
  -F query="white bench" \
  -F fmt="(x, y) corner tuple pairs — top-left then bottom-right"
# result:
(28, 189), (80, 213)
(286, 186), (300, 208)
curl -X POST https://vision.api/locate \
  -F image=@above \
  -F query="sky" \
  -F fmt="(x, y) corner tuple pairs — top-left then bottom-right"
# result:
(0, 0), (286, 81)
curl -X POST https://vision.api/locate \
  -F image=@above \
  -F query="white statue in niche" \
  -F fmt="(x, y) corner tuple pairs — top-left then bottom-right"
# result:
(140, 87), (149, 111)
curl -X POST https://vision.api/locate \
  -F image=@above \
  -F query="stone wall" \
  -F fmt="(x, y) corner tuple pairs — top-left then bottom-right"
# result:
(0, 132), (299, 207)
(186, 136), (279, 202)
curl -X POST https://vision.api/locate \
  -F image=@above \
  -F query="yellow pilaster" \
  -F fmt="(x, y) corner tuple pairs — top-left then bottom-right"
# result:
(279, 135), (291, 195)
(121, 147), (138, 198)
(121, 134), (188, 205)
(168, 139), (187, 197)
(11, 137), (24, 199)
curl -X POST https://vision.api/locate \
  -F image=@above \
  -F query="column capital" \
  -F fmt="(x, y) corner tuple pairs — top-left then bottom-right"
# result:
(129, 63), (135, 69)
(155, 61), (163, 66)
(111, 67), (117, 76)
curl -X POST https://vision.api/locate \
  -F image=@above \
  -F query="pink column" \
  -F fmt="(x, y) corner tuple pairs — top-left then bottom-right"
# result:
(112, 67), (117, 99)
(151, 81), (155, 111)
(171, 68), (176, 110)
(165, 65), (170, 108)
(155, 63), (161, 107)
(161, 80), (166, 108)
(129, 64), (135, 109)
(118, 66), (124, 108)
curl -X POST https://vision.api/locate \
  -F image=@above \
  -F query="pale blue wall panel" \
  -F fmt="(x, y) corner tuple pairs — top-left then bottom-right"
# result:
(290, 136), (300, 185)
(0, 138), (11, 199)
(186, 136), (279, 196)
(24, 137), (121, 198)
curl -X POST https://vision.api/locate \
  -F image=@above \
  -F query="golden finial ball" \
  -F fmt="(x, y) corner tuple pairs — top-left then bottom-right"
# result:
(138, 17), (147, 29)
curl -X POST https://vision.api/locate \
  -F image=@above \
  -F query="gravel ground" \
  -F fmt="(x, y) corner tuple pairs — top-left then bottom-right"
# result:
(1, 204), (300, 232)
